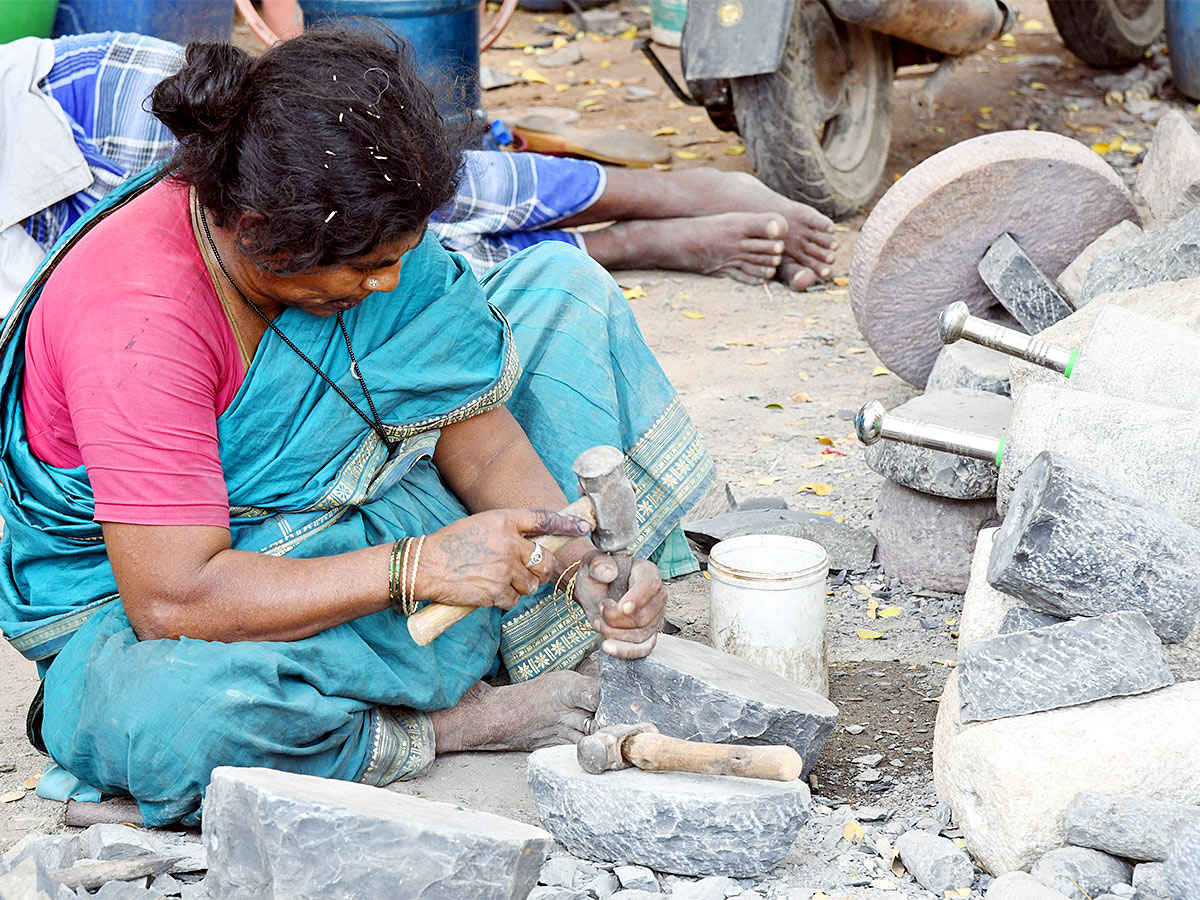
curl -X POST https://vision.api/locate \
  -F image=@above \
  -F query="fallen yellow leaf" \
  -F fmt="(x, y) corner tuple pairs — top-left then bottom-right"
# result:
(977, 121), (1000, 131)
(843, 821), (865, 843)
(1123, 143), (1146, 154)
(579, 98), (599, 108)
(22, 774), (39, 789)
(587, 88), (607, 96)
(797, 483), (833, 496)
(857, 628), (884, 640)
(681, 310), (704, 319)
(667, 100), (683, 109)
(1030, 81), (1047, 90)
(726, 145), (745, 155)
(652, 126), (677, 136)
(997, 54), (1028, 63)
(675, 151), (702, 160)
(953, 838), (967, 849)
(600, 58), (612, 67)
(816, 436), (836, 446)
(1022, 17), (1046, 30)
(764, 402), (783, 409)
(0, 789), (24, 803)
(872, 366), (890, 376)
(1092, 142), (1111, 155)
(867, 596), (879, 619)
(552, 35), (569, 48)
(521, 69), (550, 84)
(617, 25), (638, 39)
(757, 476), (782, 485)
(702, 570), (711, 579)
(999, 32), (1017, 45)
(792, 392), (812, 403)
(825, 288), (847, 295)
(796, 371), (809, 380)
(621, 285), (646, 300)
(554, 83), (570, 92)
(846, 347), (867, 355)
(746, 359), (768, 366)
(832, 276), (849, 286)
(878, 606), (903, 618)
(852, 585), (873, 596)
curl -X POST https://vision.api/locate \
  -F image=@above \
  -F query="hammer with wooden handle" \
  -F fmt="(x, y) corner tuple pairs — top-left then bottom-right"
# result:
(576, 723), (803, 782)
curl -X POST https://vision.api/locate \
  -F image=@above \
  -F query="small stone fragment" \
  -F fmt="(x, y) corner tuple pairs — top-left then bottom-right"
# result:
(1055, 220), (1142, 307)
(978, 232), (1074, 332)
(984, 872), (1075, 899)
(1065, 792), (1200, 862)
(527, 745), (810, 878)
(1082, 205), (1200, 303)
(0, 857), (72, 900)
(613, 866), (659, 893)
(925, 339), (1011, 396)
(1133, 862), (1169, 900)
(1031, 847), (1132, 900)
(893, 829), (974, 894)
(203, 767), (551, 900)
(539, 45), (583, 68)
(596, 634), (838, 779)
(1136, 110), (1200, 224)
(2, 833), (81, 874)
(1164, 818), (1200, 900)
(672, 875), (744, 900)
(92, 881), (160, 899)
(150, 872), (184, 895)
(540, 856), (591, 889)
(957, 611), (1173, 723)
(528, 888), (588, 900)
(997, 607), (1064, 634)
(863, 390), (1010, 499)
(81, 824), (165, 862)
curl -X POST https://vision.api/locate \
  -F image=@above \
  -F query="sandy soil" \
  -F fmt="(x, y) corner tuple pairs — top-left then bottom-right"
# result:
(0, 0), (1179, 870)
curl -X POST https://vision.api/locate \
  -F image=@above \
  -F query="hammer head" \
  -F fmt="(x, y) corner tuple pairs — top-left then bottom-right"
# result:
(577, 722), (658, 775)
(572, 446), (638, 554)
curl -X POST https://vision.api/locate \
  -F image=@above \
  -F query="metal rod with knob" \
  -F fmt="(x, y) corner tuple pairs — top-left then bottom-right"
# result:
(938, 301), (1079, 376)
(855, 400), (1006, 467)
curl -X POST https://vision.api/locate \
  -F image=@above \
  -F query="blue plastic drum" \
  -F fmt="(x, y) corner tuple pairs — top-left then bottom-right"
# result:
(52, 0), (234, 43)
(301, 0), (481, 123)
(1167, 0), (1200, 100)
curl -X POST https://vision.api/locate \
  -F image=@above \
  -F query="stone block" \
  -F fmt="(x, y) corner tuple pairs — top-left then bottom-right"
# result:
(926, 340), (1012, 396)
(989, 452), (1200, 642)
(936, 682), (1200, 874)
(1056, 220), (1143, 307)
(526, 744), (809, 878)
(863, 390), (1010, 499)
(957, 528), (1030, 648)
(81, 825), (165, 862)
(1164, 818), (1200, 900)
(978, 233), (1075, 333)
(1136, 110), (1200, 224)
(1082, 206), (1200, 304)
(202, 766), (552, 900)
(613, 866), (659, 893)
(595, 634), (838, 779)
(2, 834), (81, 874)
(957, 611), (1173, 723)
(0, 857), (75, 900)
(1031, 847), (1132, 900)
(1134, 862), (1169, 900)
(683, 509), (875, 573)
(984, 872), (1074, 899)
(997, 607), (1064, 634)
(996, 386), (1200, 528)
(872, 479), (999, 594)
(1066, 793), (1200, 862)
(893, 829), (974, 893)
(850, 130), (1138, 388)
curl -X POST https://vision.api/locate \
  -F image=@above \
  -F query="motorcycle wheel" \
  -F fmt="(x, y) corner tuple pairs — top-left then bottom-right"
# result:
(1047, 0), (1164, 68)
(730, 0), (893, 219)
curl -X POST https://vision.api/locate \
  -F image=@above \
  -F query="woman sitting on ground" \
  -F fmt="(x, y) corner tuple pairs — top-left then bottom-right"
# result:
(0, 27), (712, 827)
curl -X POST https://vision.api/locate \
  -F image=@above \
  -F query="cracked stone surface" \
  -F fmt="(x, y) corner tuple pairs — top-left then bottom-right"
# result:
(893, 829), (974, 894)
(978, 233), (1074, 334)
(1083, 205), (1200, 303)
(957, 611), (1173, 723)
(1164, 818), (1200, 900)
(989, 451), (1200, 642)
(1055, 219), (1142, 307)
(526, 745), (810, 878)
(202, 767), (551, 900)
(997, 607), (1064, 634)
(595, 634), (837, 779)
(864, 390), (1010, 500)
(925, 340), (1011, 397)
(1065, 793), (1200, 862)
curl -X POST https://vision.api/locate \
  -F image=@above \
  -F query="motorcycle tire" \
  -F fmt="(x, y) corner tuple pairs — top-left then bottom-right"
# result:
(1047, 0), (1164, 68)
(730, 0), (893, 219)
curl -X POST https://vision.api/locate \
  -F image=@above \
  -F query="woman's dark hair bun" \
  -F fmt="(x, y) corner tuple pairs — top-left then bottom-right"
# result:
(151, 42), (253, 141)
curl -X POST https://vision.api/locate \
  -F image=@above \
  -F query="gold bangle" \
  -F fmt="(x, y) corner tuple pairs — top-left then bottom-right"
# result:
(555, 559), (582, 595)
(388, 538), (409, 615)
(406, 535), (426, 616)
(565, 571), (579, 602)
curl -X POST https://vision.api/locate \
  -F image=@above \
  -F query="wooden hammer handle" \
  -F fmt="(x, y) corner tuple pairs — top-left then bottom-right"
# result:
(623, 733), (803, 782)
(407, 497), (595, 647)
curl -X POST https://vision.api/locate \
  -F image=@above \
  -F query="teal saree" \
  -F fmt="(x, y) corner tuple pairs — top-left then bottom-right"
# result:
(0, 168), (714, 826)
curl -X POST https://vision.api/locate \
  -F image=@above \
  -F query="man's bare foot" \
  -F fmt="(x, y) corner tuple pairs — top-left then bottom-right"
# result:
(586, 212), (790, 285)
(429, 670), (598, 753)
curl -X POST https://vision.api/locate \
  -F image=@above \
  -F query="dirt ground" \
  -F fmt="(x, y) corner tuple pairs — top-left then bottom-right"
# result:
(0, 0), (1176, 866)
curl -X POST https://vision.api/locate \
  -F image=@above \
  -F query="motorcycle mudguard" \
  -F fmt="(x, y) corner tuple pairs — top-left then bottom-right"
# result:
(681, 0), (798, 81)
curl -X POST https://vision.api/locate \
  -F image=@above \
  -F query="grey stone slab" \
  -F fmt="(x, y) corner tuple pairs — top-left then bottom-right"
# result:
(1082, 205), (1200, 303)
(979, 233), (1075, 332)
(1056, 220), (1142, 307)
(1032, 847), (1132, 900)
(150, 872), (184, 895)
(595, 634), (838, 779)
(1164, 818), (1200, 900)
(1134, 862), (1169, 900)
(2, 834), (81, 874)
(958, 611), (1173, 723)
(526, 745), (809, 878)
(202, 766), (551, 900)
(893, 830), (974, 894)
(0, 857), (76, 900)
(1066, 792), (1200, 862)
(872, 479), (999, 593)
(925, 340), (1011, 396)
(613, 866), (659, 893)
(1137, 110), (1200, 224)
(998, 607), (1064, 634)
(989, 451), (1200, 642)
(683, 509), (875, 573)
(93, 881), (160, 899)
(864, 390), (1009, 499)
(81, 825), (165, 862)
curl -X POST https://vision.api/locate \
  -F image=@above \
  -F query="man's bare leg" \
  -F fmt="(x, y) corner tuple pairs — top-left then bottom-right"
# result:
(430, 669), (598, 752)
(556, 168), (838, 290)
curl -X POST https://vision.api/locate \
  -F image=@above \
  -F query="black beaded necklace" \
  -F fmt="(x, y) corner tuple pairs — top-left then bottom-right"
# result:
(197, 203), (396, 453)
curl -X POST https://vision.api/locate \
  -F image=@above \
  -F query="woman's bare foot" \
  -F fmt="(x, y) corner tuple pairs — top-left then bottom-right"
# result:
(429, 670), (598, 753)
(585, 212), (789, 285)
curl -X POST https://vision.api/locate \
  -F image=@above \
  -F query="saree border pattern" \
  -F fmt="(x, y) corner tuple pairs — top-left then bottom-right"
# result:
(359, 707), (437, 786)
(500, 589), (599, 684)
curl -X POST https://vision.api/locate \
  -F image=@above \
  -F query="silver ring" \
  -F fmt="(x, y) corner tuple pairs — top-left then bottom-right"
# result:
(366, 277), (380, 289)
(525, 545), (544, 569)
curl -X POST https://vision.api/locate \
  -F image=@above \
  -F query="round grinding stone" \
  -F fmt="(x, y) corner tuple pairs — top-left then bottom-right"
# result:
(850, 131), (1139, 388)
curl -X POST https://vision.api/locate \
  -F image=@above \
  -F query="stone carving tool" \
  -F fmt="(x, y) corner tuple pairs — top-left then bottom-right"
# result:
(407, 445), (637, 647)
(575, 722), (803, 782)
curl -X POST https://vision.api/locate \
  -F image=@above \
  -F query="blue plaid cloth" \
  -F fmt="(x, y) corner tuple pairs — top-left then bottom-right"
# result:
(23, 33), (605, 274)
(24, 32), (182, 249)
